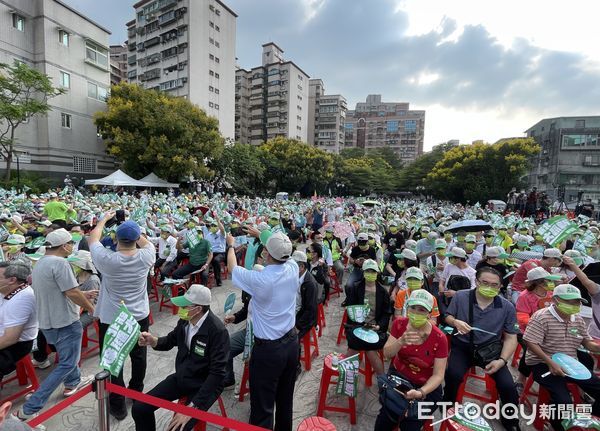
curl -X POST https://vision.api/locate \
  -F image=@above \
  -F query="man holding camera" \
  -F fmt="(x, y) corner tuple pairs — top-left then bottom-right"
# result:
(89, 212), (156, 420)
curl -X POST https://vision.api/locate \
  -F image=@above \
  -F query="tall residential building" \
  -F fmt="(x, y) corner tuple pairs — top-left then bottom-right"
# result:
(0, 0), (115, 179)
(307, 79), (347, 154)
(344, 95), (425, 162)
(235, 43), (309, 145)
(525, 116), (600, 204)
(127, 0), (237, 139)
(110, 43), (128, 85)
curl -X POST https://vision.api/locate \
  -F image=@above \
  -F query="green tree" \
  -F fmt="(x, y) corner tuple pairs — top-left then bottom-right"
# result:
(94, 83), (224, 182)
(0, 62), (64, 180)
(339, 147), (365, 159)
(396, 146), (446, 191)
(259, 137), (334, 195)
(210, 142), (265, 195)
(425, 138), (540, 203)
(366, 147), (404, 171)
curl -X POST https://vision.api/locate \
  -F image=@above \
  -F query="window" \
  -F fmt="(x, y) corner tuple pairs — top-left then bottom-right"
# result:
(562, 134), (600, 149)
(209, 70), (214, 76)
(209, 54), (214, 60)
(85, 41), (108, 69)
(73, 156), (96, 173)
(12, 14), (25, 32)
(209, 86), (214, 92)
(215, 57), (220, 63)
(209, 102), (214, 108)
(215, 104), (219, 110)
(215, 41), (220, 48)
(215, 72), (219, 79)
(61, 113), (72, 129)
(209, 21), (214, 28)
(59, 71), (70, 88)
(215, 25), (220, 32)
(215, 88), (219, 94)
(59, 30), (69, 46)
(387, 120), (398, 133)
(404, 120), (417, 132)
(209, 37), (214, 45)
(215, 9), (220, 16)
(297, 85), (302, 91)
(345, 123), (353, 130)
(575, 119), (586, 128)
(87, 82), (108, 101)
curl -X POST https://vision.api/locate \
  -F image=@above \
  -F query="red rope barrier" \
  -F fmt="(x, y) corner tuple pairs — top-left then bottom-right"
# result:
(27, 384), (93, 428)
(106, 382), (269, 431)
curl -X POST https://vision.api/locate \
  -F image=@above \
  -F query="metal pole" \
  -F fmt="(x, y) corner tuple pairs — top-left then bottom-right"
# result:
(16, 155), (20, 193)
(94, 370), (111, 431)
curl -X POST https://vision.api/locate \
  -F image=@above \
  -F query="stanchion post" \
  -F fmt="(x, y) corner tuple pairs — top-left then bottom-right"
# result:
(94, 370), (111, 431)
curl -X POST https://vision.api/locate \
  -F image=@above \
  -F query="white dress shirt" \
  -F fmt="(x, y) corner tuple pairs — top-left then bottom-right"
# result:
(185, 310), (209, 349)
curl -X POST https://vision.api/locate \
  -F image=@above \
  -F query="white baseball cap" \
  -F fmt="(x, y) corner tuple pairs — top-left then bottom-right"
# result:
(543, 248), (563, 261)
(446, 247), (467, 259)
(45, 228), (73, 247)
(265, 232), (292, 261)
(171, 284), (211, 307)
(525, 267), (562, 283)
(291, 250), (307, 263)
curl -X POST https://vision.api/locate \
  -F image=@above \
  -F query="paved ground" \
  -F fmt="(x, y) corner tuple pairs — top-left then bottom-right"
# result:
(4, 276), (537, 430)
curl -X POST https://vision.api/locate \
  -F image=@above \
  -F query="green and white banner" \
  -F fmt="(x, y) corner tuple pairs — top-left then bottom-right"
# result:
(335, 354), (360, 398)
(99, 304), (141, 377)
(536, 216), (579, 247)
(346, 304), (370, 323)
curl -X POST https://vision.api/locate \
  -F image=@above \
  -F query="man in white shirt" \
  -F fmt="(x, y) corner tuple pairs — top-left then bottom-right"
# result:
(227, 229), (299, 431)
(148, 226), (178, 278)
(439, 247), (477, 305)
(0, 262), (37, 380)
(464, 234), (483, 269)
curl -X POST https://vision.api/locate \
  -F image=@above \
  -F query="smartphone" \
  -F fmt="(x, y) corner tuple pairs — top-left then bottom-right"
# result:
(116, 209), (126, 224)
(394, 382), (412, 395)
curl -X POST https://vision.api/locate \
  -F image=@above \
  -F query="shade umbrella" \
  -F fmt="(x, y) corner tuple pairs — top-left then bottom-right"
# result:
(510, 250), (543, 262)
(446, 220), (493, 233)
(319, 221), (353, 241)
(362, 200), (381, 207)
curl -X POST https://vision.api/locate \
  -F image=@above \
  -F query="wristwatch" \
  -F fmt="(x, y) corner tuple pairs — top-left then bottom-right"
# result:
(500, 357), (508, 366)
(226, 245), (234, 252)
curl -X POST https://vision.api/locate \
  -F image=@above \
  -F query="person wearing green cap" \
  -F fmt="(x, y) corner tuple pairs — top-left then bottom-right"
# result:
(524, 284), (600, 431)
(562, 255), (600, 342)
(344, 259), (392, 377)
(393, 267), (439, 322)
(375, 289), (448, 431)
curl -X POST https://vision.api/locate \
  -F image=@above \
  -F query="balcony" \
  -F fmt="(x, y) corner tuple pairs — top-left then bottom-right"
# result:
(144, 36), (160, 48)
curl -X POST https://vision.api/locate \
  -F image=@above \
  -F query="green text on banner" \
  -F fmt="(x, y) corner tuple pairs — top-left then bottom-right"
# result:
(99, 304), (141, 377)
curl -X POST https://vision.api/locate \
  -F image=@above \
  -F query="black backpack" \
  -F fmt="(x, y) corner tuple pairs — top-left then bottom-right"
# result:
(446, 275), (472, 291)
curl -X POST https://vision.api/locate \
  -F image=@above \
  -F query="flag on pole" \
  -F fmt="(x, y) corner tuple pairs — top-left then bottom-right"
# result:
(99, 304), (141, 377)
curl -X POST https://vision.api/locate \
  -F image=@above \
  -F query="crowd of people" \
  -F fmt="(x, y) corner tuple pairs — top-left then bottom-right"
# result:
(0, 187), (599, 431)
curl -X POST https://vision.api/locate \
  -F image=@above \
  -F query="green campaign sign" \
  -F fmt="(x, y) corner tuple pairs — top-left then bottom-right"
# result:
(335, 354), (359, 398)
(536, 216), (578, 247)
(99, 304), (141, 377)
(224, 292), (236, 315)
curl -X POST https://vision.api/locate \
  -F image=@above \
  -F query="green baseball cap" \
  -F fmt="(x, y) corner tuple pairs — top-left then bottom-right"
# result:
(362, 259), (379, 272)
(553, 284), (588, 304)
(406, 289), (434, 312)
(405, 267), (424, 280)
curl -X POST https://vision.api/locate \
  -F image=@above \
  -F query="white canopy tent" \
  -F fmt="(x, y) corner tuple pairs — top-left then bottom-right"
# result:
(84, 170), (146, 187)
(138, 173), (179, 188)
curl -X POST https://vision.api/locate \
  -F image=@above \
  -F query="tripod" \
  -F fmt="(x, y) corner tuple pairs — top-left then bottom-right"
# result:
(552, 185), (568, 216)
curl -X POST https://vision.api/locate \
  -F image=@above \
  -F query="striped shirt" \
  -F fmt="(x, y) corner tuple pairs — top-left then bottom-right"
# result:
(523, 305), (590, 366)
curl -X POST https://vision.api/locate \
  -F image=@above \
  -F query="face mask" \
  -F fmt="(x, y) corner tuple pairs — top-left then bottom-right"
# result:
(407, 279), (422, 290)
(498, 230), (507, 237)
(110, 232), (116, 240)
(465, 243), (475, 251)
(8, 245), (20, 254)
(408, 312), (428, 328)
(545, 281), (555, 291)
(72, 266), (83, 276)
(364, 273), (378, 282)
(444, 233), (452, 240)
(71, 233), (82, 242)
(436, 249), (445, 256)
(231, 224), (239, 229)
(478, 285), (499, 298)
(37, 227), (46, 233)
(209, 227), (218, 234)
(556, 302), (580, 316)
(485, 237), (493, 245)
(457, 236), (465, 243)
(390, 227), (398, 234)
(397, 260), (405, 268)
(268, 219), (279, 227)
(177, 307), (195, 321)
(325, 233), (333, 239)
(187, 223), (196, 229)
(368, 239), (375, 246)
(306, 251), (313, 261)
(535, 235), (543, 242)
(359, 244), (369, 251)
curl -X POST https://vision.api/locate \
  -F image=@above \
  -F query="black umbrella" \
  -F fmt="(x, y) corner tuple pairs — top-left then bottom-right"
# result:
(446, 220), (493, 233)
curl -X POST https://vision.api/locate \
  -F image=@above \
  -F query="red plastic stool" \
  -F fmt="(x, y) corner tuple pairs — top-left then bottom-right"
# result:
(0, 356), (40, 403)
(238, 362), (250, 402)
(358, 350), (384, 387)
(297, 416), (336, 431)
(178, 396), (229, 431)
(300, 327), (320, 371)
(316, 354), (357, 424)
(511, 343), (523, 368)
(188, 269), (205, 286)
(81, 320), (101, 360)
(159, 282), (187, 315)
(336, 310), (348, 345)
(221, 262), (228, 280)
(456, 367), (498, 404)
(317, 303), (326, 337)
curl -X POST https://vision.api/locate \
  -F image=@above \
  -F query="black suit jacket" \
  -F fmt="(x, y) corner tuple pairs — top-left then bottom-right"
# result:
(346, 280), (392, 333)
(296, 271), (318, 337)
(154, 310), (230, 410)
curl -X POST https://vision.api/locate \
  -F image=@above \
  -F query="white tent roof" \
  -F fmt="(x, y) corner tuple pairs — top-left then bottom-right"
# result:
(84, 170), (145, 187)
(138, 173), (179, 188)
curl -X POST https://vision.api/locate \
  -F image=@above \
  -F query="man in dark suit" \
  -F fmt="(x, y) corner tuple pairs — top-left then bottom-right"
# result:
(292, 251), (318, 376)
(132, 284), (230, 431)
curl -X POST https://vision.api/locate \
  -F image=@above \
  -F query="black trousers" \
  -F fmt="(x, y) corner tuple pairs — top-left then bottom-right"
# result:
(131, 373), (200, 431)
(0, 340), (33, 378)
(99, 315), (150, 410)
(211, 252), (226, 283)
(531, 362), (600, 431)
(443, 340), (519, 428)
(250, 329), (299, 431)
(172, 263), (208, 284)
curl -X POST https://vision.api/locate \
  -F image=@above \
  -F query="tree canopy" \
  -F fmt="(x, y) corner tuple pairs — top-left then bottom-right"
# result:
(94, 83), (224, 182)
(0, 62), (64, 180)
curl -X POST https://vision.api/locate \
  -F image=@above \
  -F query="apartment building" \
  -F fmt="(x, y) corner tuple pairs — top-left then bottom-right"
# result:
(110, 43), (128, 85)
(0, 0), (115, 178)
(307, 79), (346, 154)
(525, 116), (600, 204)
(235, 43), (309, 145)
(127, 0), (237, 139)
(344, 94), (425, 162)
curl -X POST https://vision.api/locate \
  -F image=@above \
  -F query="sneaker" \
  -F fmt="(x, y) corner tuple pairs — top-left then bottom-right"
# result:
(31, 358), (51, 369)
(63, 375), (94, 397)
(109, 404), (128, 421)
(13, 411), (46, 431)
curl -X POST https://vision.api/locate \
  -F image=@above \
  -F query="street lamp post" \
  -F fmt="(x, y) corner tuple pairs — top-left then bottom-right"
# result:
(16, 153), (20, 193)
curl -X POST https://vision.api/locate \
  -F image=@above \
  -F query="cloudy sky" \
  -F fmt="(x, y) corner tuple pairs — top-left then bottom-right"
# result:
(64, 0), (600, 151)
